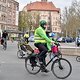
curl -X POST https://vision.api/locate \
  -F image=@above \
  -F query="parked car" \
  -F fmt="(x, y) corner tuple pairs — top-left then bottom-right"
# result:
(57, 37), (66, 43)
(65, 37), (73, 43)
(76, 37), (80, 47)
(28, 35), (34, 42)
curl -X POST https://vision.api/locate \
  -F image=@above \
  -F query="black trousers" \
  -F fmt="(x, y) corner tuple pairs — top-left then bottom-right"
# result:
(25, 38), (29, 43)
(34, 43), (48, 65)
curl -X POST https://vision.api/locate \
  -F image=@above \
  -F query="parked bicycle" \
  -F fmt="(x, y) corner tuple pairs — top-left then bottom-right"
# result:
(76, 56), (80, 62)
(25, 43), (72, 79)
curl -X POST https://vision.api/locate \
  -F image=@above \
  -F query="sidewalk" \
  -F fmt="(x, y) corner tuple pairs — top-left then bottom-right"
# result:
(1, 41), (79, 56)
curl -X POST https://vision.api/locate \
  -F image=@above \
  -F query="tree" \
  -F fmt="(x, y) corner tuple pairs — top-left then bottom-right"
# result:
(61, 0), (80, 38)
(18, 11), (40, 33)
(18, 11), (27, 32)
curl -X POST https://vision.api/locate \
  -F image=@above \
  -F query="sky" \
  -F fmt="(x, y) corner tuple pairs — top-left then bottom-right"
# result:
(17, 0), (79, 12)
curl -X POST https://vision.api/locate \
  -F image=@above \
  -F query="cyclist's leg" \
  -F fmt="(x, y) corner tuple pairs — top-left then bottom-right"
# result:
(34, 43), (49, 72)
(3, 38), (7, 49)
(26, 38), (29, 43)
(34, 43), (47, 62)
(5, 38), (7, 46)
(4, 38), (7, 48)
(2, 38), (5, 49)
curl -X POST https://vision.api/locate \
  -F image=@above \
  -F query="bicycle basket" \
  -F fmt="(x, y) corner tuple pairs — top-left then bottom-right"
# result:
(20, 45), (27, 52)
(51, 46), (58, 54)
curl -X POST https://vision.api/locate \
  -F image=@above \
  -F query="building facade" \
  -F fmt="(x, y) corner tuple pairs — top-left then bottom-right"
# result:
(23, 0), (61, 33)
(0, 0), (19, 37)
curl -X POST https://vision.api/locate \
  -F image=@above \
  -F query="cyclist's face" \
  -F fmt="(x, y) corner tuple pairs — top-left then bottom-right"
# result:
(44, 24), (48, 29)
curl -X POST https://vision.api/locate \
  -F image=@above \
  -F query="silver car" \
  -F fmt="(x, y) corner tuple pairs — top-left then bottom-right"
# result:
(28, 36), (34, 42)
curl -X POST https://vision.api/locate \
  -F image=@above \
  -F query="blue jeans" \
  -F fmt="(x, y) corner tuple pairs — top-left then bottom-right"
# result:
(3, 38), (7, 48)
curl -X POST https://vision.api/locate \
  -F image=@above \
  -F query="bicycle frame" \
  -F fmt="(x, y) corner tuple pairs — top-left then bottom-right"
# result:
(46, 55), (54, 66)
(41, 45), (62, 68)
(25, 44), (72, 79)
(45, 53), (60, 67)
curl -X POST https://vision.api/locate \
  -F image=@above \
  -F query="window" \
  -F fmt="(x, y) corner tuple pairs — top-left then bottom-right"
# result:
(3, 0), (6, 3)
(0, 5), (1, 11)
(1, 24), (5, 30)
(55, 21), (58, 26)
(2, 6), (6, 12)
(55, 28), (57, 31)
(1, 15), (4, 21)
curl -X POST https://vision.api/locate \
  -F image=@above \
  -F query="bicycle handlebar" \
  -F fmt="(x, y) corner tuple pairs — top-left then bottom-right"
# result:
(54, 43), (60, 46)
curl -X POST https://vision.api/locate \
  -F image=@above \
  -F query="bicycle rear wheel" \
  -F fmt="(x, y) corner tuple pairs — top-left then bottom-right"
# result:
(3, 42), (7, 50)
(25, 56), (41, 75)
(17, 50), (24, 58)
(51, 58), (72, 79)
(76, 56), (80, 62)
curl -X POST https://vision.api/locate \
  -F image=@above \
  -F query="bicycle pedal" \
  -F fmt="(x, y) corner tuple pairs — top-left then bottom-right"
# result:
(41, 69), (49, 73)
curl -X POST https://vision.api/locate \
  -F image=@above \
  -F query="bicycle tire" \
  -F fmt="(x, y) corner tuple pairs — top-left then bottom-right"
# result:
(17, 50), (24, 59)
(25, 56), (41, 75)
(3, 45), (6, 50)
(51, 58), (72, 79)
(76, 56), (80, 62)
(3, 43), (7, 50)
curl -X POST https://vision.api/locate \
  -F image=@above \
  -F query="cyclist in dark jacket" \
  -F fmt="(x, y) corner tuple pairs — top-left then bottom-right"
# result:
(2, 30), (8, 49)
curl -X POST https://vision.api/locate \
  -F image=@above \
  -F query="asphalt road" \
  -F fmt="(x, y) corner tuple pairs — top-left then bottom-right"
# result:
(0, 41), (80, 80)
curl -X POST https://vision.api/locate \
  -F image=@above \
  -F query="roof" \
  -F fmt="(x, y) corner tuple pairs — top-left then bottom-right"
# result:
(6, 30), (23, 34)
(24, 1), (60, 12)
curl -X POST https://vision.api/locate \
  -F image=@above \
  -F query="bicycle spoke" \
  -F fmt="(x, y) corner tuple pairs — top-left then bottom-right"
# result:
(25, 56), (40, 74)
(51, 58), (72, 79)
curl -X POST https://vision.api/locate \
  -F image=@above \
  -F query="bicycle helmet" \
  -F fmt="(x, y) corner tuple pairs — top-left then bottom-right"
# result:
(50, 33), (55, 37)
(39, 20), (47, 29)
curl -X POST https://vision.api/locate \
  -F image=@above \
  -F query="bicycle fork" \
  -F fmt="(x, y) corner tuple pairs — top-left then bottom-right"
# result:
(58, 59), (63, 70)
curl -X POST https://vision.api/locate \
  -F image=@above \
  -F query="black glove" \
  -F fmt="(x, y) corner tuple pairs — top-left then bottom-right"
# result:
(54, 42), (60, 46)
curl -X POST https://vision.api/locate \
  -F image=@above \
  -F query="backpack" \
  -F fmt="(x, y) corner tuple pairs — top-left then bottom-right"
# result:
(29, 54), (37, 67)
(1, 38), (4, 45)
(20, 45), (27, 52)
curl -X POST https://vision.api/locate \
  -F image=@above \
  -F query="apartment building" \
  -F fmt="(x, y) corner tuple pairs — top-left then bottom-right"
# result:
(0, 0), (19, 37)
(23, 0), (61, 33)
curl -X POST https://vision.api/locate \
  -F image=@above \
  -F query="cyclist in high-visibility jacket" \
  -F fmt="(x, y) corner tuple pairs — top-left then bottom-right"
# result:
(24, 32), (29, 43)
(34, 20), (54, 73)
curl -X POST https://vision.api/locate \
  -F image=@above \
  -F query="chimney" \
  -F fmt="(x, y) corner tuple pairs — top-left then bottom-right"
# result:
(41, 0), (47, 2)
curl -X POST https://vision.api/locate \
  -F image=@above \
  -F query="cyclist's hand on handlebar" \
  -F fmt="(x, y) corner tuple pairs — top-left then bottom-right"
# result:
(54, 42), (60, 46)
(51, 41), (55, 45)
(57, 43), (60, 46)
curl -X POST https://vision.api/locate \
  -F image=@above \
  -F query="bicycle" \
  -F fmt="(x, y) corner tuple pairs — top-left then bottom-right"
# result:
(17, 39), (33, 59)
(25, 44), (72, 79)
(76, 56), (80, 62)
(3, 39), (7, 50)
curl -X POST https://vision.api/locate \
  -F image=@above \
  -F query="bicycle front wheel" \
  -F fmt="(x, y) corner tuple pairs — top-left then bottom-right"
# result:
(76, 56), (80, 62)
(25, 56), (41, 75)
(51, 58), (72, 79)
